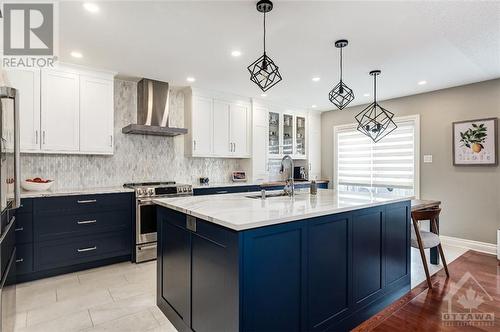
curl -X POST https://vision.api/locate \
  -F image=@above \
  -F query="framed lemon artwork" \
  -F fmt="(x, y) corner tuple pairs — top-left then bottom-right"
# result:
(453, 117), (498, 166)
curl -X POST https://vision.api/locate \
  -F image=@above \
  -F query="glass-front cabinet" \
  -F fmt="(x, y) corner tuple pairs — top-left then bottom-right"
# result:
(267, 110), (306, 159)
(295, 116), (306, 157)
(268, 112), (280, 156)
(282, 114), (294, 155)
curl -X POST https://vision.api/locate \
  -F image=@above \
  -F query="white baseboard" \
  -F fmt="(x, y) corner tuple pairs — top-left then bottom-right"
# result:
(440, 235), (497, 255)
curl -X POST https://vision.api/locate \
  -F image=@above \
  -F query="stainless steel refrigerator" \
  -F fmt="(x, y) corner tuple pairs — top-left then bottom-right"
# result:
(0, 86), (20, 332)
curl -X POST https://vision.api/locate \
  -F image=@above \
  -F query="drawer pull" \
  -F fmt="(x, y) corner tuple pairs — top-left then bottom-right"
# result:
(77, 199), (97, 204)
(77, 246), (97, 253)
(216, 191), (228, 194)
(138, 244), (157, 251)
(16, 258), (24, 263)
(15, 227), (24, 232)
(77, 220), (97, 225)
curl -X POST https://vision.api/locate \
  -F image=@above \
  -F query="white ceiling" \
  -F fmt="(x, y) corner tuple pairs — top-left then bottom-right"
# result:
(59, 1), (500, 111)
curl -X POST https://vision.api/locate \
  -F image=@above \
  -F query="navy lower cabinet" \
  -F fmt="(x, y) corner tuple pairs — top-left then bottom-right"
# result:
(16, 192), (134, 283)
(157, 200), (411, 332)
(193, 185), (261, 196)
(307, 214), (350, 330)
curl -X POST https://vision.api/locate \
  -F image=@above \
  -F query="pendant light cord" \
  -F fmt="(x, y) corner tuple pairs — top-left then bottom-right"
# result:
(339, 47), (343, 82)
(263, 12), (267, 54)
(373, 74), (377, 103)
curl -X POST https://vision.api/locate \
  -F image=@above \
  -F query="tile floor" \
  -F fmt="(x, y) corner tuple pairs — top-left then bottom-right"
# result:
(13, 244), (469, 332)
(14, 260), (176, 332)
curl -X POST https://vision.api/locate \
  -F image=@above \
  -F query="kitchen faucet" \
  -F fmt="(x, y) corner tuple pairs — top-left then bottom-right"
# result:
(281, 155), (294, 197)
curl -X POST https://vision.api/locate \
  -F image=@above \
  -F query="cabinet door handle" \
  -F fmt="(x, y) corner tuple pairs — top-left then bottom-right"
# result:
(215, 190), (228, 194)
(16, 258), (24, 263)
(233, 142), (236, 152)
(77, 219), (97, 225)
(77, 246), (97, 253)
(15, 227), (24, 232)
(186, 216), (197, 232)
(309, 163), (312, 171)
(110, 135), (113, 147)
(77, 199), (97, 204)
(42, 130), (46, 145)
(193, 140), (196, 151)
(35, 130), (38, 145)
(138, 244), (157, 251)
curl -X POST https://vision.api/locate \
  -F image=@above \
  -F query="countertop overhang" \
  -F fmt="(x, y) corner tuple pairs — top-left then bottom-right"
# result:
(153, 189), (416, 231)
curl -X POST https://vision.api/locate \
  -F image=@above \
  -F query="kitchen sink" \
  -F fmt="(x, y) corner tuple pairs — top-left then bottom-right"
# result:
(245, 191), (292, 199)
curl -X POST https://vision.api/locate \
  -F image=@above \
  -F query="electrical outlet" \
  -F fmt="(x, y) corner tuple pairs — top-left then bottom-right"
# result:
(423, 155), (433, 163)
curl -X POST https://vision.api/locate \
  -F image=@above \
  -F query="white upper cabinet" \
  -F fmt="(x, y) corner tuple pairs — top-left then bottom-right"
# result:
(7, 64), (115, 155)
(250, 103), (269, 182)
(79, 75), (114, 154)
(308, 111), (322, 180)
(4, 68), (41, 152)
(185, 89), (251, 158)
(191, 95), (213, 156)
(266, 107), (307, 159)
(212, 100), (230, 156)
(230, 103), (250, 157)
(295, 115), (307, 158)
(41, 69), (80, 152)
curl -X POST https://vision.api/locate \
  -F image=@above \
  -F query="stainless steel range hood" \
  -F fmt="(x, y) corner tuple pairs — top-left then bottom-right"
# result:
(122, 78), (188, 136)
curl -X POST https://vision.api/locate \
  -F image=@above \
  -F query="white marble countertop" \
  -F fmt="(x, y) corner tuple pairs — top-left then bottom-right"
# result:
(20, 186), (135, 198)
(192, 179), (329, 189)
(153, 189), (413, 231)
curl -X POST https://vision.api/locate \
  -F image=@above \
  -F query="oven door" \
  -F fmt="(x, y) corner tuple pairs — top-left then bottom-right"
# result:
(136, 199), (157, 244)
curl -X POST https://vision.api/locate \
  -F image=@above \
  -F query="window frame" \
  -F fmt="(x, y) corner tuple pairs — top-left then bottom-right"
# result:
(333, 114), (420, 199)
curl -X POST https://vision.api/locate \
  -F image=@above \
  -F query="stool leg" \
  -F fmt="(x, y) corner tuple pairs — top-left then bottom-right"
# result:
(413, 219), (432, 289)
(431, 218), (450, 277)
(437, 244), (450, 277)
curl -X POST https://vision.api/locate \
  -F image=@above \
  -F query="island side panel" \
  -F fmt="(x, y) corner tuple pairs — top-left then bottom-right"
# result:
(240, 200), (411, 332)
(156, 207), (240, 332)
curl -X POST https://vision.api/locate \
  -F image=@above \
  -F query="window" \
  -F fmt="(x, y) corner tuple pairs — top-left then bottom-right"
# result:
(334, 115), (420, 202)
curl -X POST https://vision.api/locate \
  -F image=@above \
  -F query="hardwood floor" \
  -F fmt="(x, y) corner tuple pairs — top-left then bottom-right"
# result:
(353, 250), (500, 332)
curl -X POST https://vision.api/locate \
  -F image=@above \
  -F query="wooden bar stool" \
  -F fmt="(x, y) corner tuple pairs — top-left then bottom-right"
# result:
(411, 207), (449, 289)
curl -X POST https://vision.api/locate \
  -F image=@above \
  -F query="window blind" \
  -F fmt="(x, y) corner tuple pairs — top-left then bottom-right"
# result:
(335, 117), (418, 194)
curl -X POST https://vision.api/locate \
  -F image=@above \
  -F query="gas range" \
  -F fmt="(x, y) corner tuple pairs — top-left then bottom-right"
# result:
(124, 181), (192, 198)
(123, 181), (193, 263)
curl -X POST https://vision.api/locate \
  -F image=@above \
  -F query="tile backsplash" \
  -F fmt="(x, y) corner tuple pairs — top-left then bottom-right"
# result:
(21, 79), (242, 190)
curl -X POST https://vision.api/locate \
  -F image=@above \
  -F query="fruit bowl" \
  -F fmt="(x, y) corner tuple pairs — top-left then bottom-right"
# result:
(21, 178), (54, 191)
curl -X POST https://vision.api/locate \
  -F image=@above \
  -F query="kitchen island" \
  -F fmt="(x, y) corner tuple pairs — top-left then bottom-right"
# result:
(154, 189), (412, 332)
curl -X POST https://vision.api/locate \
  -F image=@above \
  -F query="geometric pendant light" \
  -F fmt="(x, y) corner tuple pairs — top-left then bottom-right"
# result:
(328, 39), (355, 110)
(247, 0), (283, 92)
(355, 70), (397, 142)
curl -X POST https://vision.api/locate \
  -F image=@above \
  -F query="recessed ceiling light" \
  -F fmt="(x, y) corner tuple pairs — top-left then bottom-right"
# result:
(83, 2), (99, 13)
(261, 93), (267, 97)
(363, 93), (370, 97)
(312, 77), (320, 82)
(231, 50), (242, 57)
(70, 51), (83, 58)
(418, 80), (427, 85)
(311, 105), (317, 108)
(186, 77), (196, 83)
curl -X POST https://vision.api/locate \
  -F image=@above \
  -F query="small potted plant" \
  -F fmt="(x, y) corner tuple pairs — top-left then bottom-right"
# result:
(459, 123), (488, 153)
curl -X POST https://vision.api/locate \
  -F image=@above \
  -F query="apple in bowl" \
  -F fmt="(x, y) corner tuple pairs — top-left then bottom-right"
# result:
(21, 178), (54, 191)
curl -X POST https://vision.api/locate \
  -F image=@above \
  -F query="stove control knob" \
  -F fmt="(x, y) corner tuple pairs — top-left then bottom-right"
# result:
(147, 188), (155, 196)
(136, 188), (144, 196)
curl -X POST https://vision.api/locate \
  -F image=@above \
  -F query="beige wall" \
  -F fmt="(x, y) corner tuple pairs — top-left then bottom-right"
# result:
(321, 79), (500, 244)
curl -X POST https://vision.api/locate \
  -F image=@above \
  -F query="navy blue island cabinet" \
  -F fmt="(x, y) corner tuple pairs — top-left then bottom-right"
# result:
(156, 200), (411, 332)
